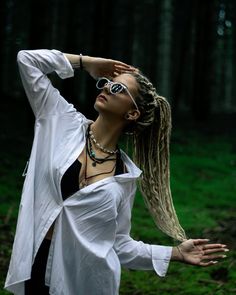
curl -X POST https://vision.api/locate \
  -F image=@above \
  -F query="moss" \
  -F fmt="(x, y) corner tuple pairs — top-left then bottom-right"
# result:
(0, 128), (235, 294)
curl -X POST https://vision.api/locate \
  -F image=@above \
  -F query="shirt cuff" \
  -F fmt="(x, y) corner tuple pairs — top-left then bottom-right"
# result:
(151, 245), (172, 277)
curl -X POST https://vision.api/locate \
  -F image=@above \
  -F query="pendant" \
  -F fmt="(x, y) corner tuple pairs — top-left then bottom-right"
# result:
(91, 150), (96, 157)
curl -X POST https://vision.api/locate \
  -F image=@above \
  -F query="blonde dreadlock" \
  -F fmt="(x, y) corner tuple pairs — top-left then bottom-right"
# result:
(127, 71), (187, 242)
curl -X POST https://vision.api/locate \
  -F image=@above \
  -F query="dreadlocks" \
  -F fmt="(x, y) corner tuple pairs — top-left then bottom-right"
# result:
(126, 71), (187, 242)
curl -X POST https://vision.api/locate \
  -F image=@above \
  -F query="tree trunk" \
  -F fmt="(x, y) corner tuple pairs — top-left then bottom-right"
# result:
(191, 0), (215, 120)
(156, 0), (173, 100)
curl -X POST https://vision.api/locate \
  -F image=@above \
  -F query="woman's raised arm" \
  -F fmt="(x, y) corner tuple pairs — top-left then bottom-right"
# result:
(17, 49), (75, 118)
(64, 53), (136, 79)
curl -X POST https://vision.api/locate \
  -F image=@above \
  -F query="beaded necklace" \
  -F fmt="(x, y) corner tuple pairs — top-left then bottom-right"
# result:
(87, 135), (117, 166)
(79, 125), (118, 188)
(89, 127), (118, 155)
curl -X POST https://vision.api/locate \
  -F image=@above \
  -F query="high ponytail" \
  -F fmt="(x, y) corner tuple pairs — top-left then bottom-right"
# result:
(127, 71), (187, 242)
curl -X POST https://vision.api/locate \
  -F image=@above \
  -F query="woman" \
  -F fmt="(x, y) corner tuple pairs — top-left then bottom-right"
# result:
(5, 49), (228, 295)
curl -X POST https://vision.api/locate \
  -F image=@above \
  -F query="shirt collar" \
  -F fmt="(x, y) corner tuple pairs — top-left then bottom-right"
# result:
(114, 150), (142, 181)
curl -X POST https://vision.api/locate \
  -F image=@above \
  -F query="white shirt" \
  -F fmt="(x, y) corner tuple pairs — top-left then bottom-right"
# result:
(5, 49), (172, 295)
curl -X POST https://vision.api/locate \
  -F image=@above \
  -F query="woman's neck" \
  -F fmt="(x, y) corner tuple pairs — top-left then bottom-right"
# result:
(91, 116), (124, 151)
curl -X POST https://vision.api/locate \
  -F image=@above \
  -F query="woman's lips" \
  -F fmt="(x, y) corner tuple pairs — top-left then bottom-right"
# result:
(97, 94), (107, 101)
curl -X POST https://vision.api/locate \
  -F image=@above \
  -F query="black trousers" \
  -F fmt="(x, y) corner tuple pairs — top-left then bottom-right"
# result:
(25, 239), (51, 295)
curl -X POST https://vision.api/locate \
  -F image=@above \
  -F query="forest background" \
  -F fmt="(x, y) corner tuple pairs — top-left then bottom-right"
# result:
(0, 0), (235, 294)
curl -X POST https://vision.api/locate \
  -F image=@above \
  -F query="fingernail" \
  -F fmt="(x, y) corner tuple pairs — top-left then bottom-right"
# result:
(222, 255), (227, 258)
(212, 261), (218, 264)
(224, 249), (229, 252)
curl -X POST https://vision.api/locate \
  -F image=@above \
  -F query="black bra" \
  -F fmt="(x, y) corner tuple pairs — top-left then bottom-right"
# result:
(61, 153), (125, 200)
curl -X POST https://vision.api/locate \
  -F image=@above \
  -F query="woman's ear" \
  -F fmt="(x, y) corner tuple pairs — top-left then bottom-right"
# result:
(125, 109), (140, 121)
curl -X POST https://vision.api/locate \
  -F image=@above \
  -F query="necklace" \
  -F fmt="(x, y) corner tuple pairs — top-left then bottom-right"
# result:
(87, 135), (116, 166)
(79, 141), (117, 189)
(89, 127), (118, 155)
(86, 125), (118, 166)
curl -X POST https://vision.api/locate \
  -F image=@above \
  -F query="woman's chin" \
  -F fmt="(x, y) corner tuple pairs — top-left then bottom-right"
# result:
(94, 100), (109, 112)
(94, 102), (103, 112)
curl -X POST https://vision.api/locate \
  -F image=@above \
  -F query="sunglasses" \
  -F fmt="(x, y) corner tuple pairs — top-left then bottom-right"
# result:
(96, 77), (139, 111)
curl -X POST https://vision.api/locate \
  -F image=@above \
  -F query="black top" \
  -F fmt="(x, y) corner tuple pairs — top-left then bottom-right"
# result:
(61, 152), (124, 200)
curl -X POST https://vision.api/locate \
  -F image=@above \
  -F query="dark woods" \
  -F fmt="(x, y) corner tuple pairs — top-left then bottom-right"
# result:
(0, 0), (235, 122)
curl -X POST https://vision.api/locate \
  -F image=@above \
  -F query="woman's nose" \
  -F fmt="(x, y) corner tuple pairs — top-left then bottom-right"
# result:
(103, 83), (111, 93)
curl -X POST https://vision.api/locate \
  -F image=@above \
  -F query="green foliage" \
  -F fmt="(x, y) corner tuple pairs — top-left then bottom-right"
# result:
(0, 129), (235, 294)
(119, 130), (236, 294)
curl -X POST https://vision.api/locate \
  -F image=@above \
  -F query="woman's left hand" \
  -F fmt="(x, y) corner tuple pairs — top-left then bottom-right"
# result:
(172, 239), (229, 266)
(82, 56), (137, 79)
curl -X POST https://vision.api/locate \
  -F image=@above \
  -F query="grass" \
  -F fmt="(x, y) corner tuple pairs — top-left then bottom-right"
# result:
(0, 104), (236, 294)
(119, 130), (236, 295)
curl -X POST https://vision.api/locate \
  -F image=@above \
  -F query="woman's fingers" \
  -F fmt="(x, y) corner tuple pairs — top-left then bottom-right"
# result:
(199, 261), (218, 267)
(113, 67), (126, 75)
(193, 239), (228, 251)
(180, 239), (229, 267)
(114, 64), (135, 73)
(113, 60), (133, 67)
(114, 63), (131, 68)
(201, 246), (228, 260)
(204, 247), (229, 255)
(203, 243), (227, 249)
(203, 253), (227, 260)
(192, 239), (210, 245)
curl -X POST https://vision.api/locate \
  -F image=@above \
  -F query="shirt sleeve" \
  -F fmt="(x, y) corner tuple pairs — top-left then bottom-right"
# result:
(114, 183), (172, 277)
(17, 49), (75, 118)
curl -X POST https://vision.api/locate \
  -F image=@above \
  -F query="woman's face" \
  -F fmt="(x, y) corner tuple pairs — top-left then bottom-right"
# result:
(94, 74), (139, 119)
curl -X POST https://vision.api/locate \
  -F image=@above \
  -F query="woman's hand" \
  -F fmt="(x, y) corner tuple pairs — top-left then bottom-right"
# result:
(82, 55), (136, 79)
(172, 239), (229, 266)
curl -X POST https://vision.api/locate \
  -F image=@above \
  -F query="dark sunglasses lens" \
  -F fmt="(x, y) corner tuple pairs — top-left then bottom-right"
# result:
(111, 83), (123, 94)
(96, 78), (108, 89)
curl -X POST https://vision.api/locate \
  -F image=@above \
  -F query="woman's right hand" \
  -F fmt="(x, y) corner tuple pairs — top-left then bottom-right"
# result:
(82, 55), (136, 79)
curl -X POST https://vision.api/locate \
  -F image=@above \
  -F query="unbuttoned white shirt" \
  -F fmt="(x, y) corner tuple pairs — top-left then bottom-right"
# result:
(5, 49), (172, 295)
